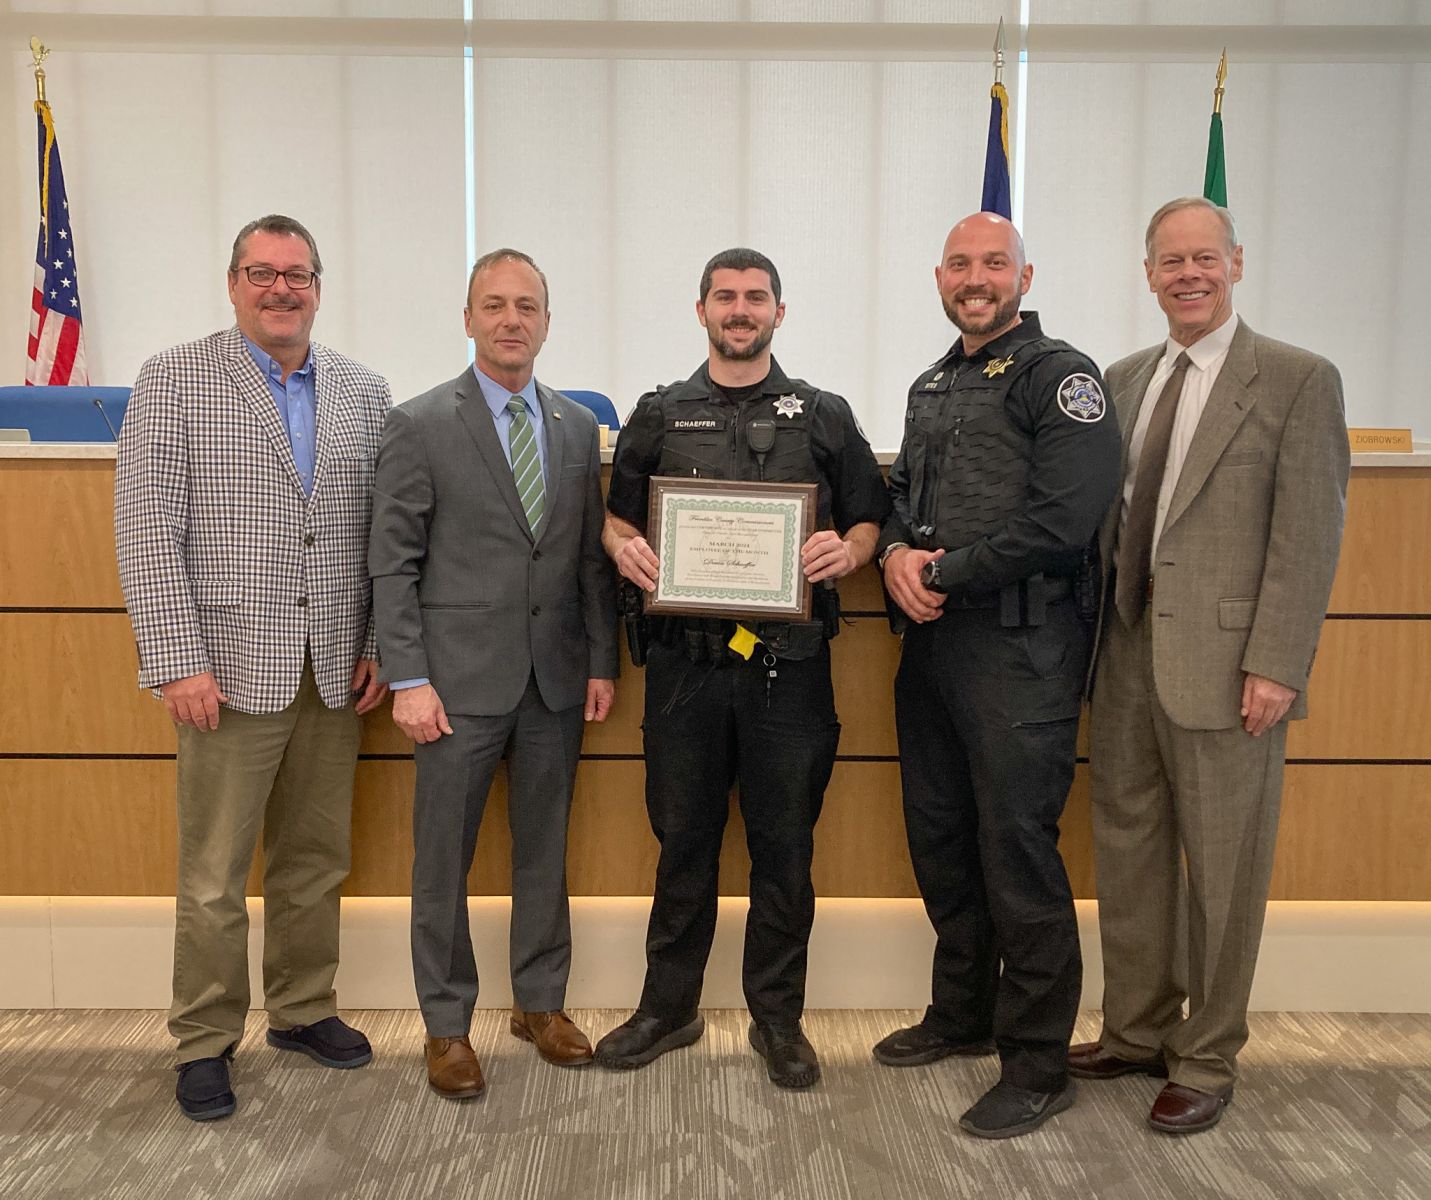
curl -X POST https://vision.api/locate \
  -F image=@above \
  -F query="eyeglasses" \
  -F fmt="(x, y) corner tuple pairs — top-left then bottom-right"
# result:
(237, 265), (318, 290)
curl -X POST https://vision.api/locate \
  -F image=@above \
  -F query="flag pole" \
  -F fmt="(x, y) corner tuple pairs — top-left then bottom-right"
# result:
(1202, 49), (1228, 207)
(31, 36), (49, 104)
(981, 19), (1012, 219)
(25, 37), (90, 386)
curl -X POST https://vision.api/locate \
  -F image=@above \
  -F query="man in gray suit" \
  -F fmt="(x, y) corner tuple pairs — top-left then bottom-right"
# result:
(116, 214), (391, 1122)
(1069, 197), (1349, 1133)
(369, 249), (618, 1099)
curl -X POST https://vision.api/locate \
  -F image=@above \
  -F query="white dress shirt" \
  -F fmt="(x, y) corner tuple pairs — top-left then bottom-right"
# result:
(1119, 312), (1239, 558)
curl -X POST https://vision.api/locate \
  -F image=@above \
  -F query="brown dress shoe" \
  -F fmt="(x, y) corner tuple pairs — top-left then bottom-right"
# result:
(425, 1035), (485, 1099)
(1067, 1040), (1168, 1080)
(1148, 1081), (1233, 1134)
(510, 1009), (594, 1067)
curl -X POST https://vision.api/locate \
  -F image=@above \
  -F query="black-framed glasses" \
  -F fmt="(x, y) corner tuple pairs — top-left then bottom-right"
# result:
(237, 265), (318, 290)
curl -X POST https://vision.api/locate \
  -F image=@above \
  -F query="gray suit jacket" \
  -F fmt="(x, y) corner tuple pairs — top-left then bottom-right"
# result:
(368, 370), (618, 717)
(115, 326), (391, 713)
(1097, 319), (1349, 730)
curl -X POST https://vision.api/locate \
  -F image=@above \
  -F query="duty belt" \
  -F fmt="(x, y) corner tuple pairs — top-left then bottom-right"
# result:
(945, 575), (1074, 628)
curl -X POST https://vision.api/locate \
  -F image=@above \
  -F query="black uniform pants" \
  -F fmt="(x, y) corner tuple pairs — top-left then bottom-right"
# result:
(637, 638), (840, 1026)
(895, 599), (1089, 1093)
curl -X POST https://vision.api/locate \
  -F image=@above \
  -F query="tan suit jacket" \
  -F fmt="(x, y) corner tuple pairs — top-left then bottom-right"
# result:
(1097, 318), (1349, 730)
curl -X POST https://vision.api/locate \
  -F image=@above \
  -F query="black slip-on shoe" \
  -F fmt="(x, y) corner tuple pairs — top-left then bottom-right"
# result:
(267, 1016), (373, 1069)
(175, 1052), (236, 1122)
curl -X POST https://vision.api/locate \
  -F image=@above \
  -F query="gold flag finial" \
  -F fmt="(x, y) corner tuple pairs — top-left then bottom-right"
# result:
(30, 37), (50, 104)
(1213, 47), (1227, 116)
(993, 17), (1006, 86)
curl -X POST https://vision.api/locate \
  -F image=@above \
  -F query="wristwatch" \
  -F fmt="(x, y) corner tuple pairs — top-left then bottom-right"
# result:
(878, 542), (910, 571)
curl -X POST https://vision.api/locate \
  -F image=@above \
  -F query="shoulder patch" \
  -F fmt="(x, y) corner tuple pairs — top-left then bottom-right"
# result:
(1056, 373), (1106, 423)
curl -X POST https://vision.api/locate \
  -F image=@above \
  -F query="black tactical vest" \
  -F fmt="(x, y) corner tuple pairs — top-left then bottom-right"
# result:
(652, 382), (828, 521)
(904, 334), (1069, 552)
(648, 375), (837, 653)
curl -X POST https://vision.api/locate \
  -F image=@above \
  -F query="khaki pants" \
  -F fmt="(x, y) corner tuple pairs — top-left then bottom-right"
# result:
(169, 663), (360, 1063)
(1089, 612), (1286, 1094)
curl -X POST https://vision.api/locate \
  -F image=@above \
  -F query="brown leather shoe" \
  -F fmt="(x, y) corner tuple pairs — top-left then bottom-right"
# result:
(425, 1035), (485, 1099)
(1147, 1081), (1233, 1134)
(510, 1009), (594, 1067)
(1067, 1040), (1169, 1080)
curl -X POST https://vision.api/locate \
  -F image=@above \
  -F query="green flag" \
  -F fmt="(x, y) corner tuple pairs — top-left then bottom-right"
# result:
(1203, 110), (1227, 206)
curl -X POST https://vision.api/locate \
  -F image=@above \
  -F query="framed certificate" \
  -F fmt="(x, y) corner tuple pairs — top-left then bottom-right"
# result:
(645, 477), (817, 621)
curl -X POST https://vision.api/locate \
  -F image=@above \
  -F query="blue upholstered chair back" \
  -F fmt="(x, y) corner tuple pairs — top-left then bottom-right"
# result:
(559, 389), (620, 430)
(0, 386), (131, 442)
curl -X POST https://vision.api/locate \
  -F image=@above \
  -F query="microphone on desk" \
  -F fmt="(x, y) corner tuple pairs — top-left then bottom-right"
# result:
(92, 397), (119, 442)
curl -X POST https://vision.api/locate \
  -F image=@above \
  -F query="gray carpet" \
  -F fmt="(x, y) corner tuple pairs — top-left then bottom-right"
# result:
(1, 1009), (1429, 1200)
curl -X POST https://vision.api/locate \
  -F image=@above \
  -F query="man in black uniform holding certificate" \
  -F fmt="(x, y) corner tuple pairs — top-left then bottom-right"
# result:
(875, 213), (1120, 1138)
(596, 248), (889, 1088)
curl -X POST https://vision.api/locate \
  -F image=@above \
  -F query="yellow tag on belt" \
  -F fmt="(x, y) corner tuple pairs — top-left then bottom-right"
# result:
(728, 625), (759, 660)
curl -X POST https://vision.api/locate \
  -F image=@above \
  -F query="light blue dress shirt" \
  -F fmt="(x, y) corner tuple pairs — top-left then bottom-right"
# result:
(473, 364), (548, 482)
(391, 366), (547, 693)
(242, 334), (316, 496)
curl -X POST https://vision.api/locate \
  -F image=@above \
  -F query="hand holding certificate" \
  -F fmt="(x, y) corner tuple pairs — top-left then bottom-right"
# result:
(645, 477), (817, 620)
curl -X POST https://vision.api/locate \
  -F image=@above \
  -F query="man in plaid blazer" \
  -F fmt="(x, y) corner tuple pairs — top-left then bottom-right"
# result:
(115, 214), (392, 1122)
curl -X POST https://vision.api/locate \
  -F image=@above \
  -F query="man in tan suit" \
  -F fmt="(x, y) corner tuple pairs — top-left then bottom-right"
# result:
(1069, 197), (1349, 1134)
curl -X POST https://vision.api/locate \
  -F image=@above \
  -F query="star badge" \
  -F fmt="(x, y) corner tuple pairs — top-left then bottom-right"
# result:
(983, 355), (1015, 379)
(774, 394), (804, 419)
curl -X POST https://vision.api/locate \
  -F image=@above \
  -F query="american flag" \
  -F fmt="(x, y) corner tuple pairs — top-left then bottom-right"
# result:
(27, 99), (87, 385)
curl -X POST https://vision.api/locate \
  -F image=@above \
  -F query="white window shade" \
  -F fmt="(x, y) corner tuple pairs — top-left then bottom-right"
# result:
(1022, 58), (1431, 433)
(471, 55), (1002, 450)
(4, 49), (467, 403)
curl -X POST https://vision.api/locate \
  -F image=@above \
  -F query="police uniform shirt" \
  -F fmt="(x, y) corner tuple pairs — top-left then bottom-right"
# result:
(607, 358), (890, 537)
(882, 312), (1122, 597)
(1119, 310), (1239, 558)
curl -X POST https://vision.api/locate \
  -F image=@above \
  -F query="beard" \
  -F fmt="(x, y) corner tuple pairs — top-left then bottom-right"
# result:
(710, 319), (775, 362)
(942, 288), (1021, 337)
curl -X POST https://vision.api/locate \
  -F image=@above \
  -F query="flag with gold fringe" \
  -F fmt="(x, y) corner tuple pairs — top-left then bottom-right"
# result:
(27, 47), (88, 386)
(981, 80), (1012, 219)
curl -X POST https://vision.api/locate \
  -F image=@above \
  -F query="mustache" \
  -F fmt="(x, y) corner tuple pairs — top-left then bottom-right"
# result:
(953, 288), (995, 302)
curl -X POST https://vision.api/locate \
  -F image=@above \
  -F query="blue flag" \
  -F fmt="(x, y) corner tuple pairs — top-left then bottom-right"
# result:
(981, 82), (1012, 219)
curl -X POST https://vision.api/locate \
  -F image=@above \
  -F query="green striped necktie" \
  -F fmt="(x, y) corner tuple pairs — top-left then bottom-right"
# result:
(506, 396), (545, 529)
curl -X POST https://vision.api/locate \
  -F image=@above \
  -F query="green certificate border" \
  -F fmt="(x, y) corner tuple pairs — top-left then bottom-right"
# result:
(658, 497), (799, 605)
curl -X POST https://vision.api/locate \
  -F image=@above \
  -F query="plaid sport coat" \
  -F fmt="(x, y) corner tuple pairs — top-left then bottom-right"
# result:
(115, 325), (392, 713)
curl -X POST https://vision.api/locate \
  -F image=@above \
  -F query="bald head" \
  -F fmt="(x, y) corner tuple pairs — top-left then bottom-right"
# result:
(941, 212), (1027, 271)
(935, 212), (1032, 353)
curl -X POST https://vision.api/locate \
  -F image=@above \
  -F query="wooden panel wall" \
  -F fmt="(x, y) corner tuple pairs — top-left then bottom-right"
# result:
(2, 458), (1427, 900)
